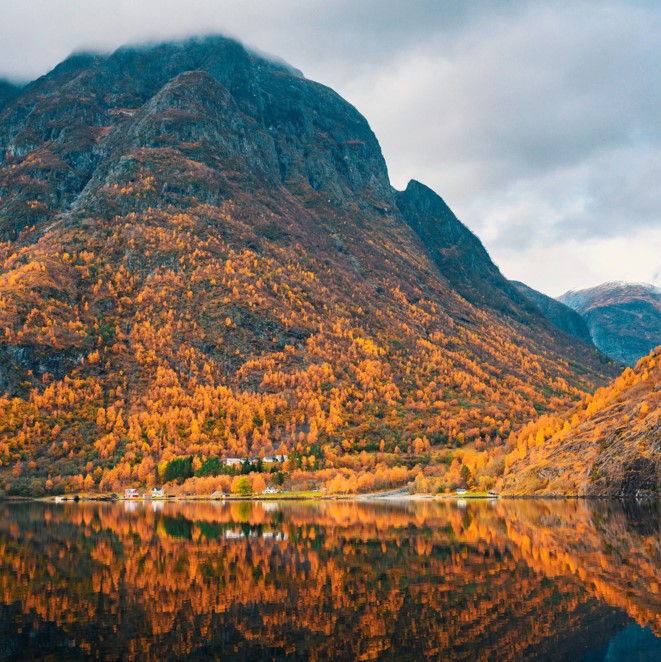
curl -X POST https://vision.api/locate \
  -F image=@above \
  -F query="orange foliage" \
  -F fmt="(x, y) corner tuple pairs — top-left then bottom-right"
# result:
(0, 201), (614, 494)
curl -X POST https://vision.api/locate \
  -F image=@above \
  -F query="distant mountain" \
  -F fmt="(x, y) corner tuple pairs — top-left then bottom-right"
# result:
(511, 280), (593, 346)
(499, 345), (661, 496)
(0, 35), (616, 494)
(559, 282), (661, 366)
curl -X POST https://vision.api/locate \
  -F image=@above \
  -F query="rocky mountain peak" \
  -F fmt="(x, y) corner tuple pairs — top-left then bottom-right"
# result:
(0, 35), (393, 240)
(396, 179), (538, 321)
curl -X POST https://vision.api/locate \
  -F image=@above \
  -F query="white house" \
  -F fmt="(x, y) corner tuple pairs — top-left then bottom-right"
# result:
(124, 488), (140, 499)
(263, 454), (288, 463)
(151, 487), (165, 498)
(222, 456), (286, 466)
(262, 486), (279, 494)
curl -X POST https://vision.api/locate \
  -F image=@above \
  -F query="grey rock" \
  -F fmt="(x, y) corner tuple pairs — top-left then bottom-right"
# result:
(559, 282), (661, 366)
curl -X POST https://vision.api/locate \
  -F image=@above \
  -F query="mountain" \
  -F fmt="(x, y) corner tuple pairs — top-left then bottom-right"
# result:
(511, 280), (593, 346)
(499, 346), (661, 496)
(559, 282), (661, 366)
(0, 36), (617, 494)
(396, 181), (540, 322)
(394, 183), (598, 344)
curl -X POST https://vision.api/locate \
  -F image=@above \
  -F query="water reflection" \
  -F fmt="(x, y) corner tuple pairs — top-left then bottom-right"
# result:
(0, 499), (659, 661)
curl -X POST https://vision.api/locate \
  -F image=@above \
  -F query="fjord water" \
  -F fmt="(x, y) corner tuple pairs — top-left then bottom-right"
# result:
(0, 500), (659, 661)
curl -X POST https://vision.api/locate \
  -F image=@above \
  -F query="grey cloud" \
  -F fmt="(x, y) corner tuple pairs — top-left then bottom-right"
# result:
(337, 1), (661, 289)
(366, 2), (661, 179)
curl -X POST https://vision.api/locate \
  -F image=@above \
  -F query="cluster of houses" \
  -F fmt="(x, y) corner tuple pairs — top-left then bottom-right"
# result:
(124, 487), (165, 499)
(123, 483), (281, 500)
(223, 454), (288, 467)
(120, 455), (289, 499)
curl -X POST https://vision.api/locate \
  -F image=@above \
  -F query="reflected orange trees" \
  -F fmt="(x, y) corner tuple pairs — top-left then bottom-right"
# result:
(0, 499), (658, 660)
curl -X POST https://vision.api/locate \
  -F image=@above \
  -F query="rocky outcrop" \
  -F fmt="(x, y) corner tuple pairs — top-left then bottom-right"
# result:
(0, 36), (393, 240)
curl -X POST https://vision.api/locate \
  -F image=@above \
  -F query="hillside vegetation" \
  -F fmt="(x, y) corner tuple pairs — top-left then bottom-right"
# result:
(499, 346), (661, 496)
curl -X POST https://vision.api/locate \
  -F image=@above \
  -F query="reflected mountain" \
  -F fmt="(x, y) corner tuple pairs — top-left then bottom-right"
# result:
(0, 499), (659, 661)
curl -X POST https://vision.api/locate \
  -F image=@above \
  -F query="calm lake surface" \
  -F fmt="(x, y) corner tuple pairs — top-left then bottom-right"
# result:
(0, 499), (659, 661)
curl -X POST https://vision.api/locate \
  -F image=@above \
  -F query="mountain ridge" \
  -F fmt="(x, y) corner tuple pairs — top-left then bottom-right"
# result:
(511, 280), (594, 346)
(396, 181), (541, 324)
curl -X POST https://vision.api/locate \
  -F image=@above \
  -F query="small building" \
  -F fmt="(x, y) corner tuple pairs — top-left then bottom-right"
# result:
(151, 487), (165, 498)
(124, 488), (140, 499)
(456, 488), (467, 495)
(262, 486), (279, 494)
(223, 458), (243, 467)
(263, 455), (288, 463)
(264, 454), (287, 463)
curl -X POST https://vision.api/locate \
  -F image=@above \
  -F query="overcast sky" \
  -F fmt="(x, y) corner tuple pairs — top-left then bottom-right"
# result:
(2, 0), (660, 296)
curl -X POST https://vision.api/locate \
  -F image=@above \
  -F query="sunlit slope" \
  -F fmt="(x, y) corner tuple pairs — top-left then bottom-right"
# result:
(500, 346), (661, 495)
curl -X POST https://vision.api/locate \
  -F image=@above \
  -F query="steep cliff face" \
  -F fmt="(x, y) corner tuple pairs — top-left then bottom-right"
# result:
(0, 36), (618, 492)
(559, 282), (661, 366)
(0, 37), (393, 241)
(511, 280), (594, 346)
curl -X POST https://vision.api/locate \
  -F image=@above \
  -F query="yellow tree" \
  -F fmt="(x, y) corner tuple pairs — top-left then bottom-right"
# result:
(252, 474), (266, 494)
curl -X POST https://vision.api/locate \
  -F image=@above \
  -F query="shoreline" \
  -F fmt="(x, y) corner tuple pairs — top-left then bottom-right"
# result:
(1, 491), (659, 503)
